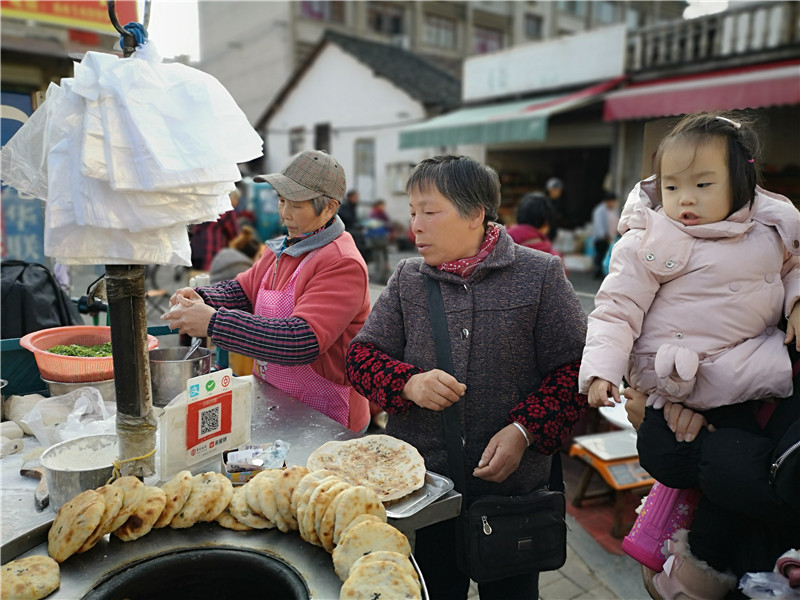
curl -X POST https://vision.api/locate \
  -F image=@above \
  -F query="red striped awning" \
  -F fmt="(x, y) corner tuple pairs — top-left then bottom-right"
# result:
(603, 60), (800, 121)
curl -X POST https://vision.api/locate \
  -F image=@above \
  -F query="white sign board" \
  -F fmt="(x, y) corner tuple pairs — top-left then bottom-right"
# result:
(464, 24), (627, 102)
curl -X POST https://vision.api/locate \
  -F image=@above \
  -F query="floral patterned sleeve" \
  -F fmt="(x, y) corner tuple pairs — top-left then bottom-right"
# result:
(509, 359), (587, 455)
(346, 341), (423, 415)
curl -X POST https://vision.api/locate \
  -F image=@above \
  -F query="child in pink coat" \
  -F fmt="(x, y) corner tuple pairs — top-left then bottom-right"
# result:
(579, 112), (800, 599)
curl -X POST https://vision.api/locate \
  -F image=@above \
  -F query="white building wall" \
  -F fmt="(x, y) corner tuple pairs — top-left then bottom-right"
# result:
(199, 2), (293, 124)
(265, 44), (437, 225)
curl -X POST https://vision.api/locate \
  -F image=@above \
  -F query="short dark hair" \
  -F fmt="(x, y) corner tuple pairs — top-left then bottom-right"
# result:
(516, 192), (554, 230)
(654, 111), (761, 215)
(405, 155), (500, 225)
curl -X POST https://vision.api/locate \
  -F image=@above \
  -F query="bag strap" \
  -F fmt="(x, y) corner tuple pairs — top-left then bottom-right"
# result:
(424, 274), (563, 495)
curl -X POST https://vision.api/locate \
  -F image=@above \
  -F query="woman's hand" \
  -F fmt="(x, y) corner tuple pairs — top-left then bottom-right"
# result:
(786, 301), (800, 351)
(161, 294), (215, 338)
(662, 401), (715, 442)
(623, 386), (647, 429)
(588, 378), (619, 407)
(401, 370), (466, 411)
(472, 424), (527, 483)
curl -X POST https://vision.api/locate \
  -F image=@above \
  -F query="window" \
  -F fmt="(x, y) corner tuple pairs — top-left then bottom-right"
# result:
(289, 127), (305, 155)
(368, 2), (404, 35)
(314, 123), (330, 153)
(424, 14), (456, 49)
(355, 139), (375, 178)
(473, 25), (503, 54)
(525, 14), (543, 39)
(557, 1), (587, 17)
(595, 1), (616, 24)
(299, 1), (345, 23)
(626, 7), (641, 29)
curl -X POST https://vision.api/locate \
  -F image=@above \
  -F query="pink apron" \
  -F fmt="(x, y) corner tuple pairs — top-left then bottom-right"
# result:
(253, 249), (351, 427)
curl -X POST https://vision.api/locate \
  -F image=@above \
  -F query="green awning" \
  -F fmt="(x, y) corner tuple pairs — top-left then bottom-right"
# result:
(399, 78), (624, 149)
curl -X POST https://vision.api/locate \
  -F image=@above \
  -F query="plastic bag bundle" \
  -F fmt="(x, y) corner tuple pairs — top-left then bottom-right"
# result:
(0, 42), (263, 266)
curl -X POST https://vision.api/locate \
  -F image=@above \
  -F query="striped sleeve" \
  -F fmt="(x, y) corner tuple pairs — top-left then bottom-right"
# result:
(208, 309), (319, 365)
(196, 279), (253, 312)
(509, 359), (588, 455)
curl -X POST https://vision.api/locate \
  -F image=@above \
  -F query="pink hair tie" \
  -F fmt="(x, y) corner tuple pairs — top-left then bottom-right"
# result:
(747, 158), (755, 163)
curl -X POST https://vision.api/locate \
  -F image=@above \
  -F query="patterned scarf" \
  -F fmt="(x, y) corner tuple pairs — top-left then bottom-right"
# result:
(437, 224), (500, 278)
(282, 216), (336, 249)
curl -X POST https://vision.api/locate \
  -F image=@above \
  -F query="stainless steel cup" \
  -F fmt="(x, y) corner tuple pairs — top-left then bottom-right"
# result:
(149, 347), (213, 407)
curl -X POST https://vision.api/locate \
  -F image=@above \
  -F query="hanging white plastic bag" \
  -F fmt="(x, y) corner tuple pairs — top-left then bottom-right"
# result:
(20, 387), (116, 448)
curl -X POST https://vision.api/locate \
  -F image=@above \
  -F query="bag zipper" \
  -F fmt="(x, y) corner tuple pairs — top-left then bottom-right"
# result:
(481, 515), (492, 535)
(771, 439), (800, 484)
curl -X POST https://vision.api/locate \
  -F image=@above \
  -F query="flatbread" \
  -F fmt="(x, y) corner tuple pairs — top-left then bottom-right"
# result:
(336, 514), (382, 548)
(154, 470), (193, 528)
(77, 484), (124, 553)
(340, 560), (421, 600)
(333, 486), (387, 546)
(200, 474), (233, 522)
(107, 476), (147, 532)
(274, 465), (308, 532)
(251, 470), (282, 527)
(215, 505), (254, 531)
(297, 475), (342, 545)
(350, 551), (420, 588)
(291, 469), (334, 517)
(306, 435), (425, 501)
(228, 485), (274, 529)
(304, 478), (350, 547)
(113, 486), (167, 541)
(1, 555), (60, 600)
(245, 470), (279, 518)
(332, 519), (411, 581)
(47, 489), (105, 563)
(170, 472), (220, 529)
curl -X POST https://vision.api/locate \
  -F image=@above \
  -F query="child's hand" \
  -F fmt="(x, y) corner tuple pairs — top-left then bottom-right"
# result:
(587, 378), (619, 408)
(786, 302), (800, 351)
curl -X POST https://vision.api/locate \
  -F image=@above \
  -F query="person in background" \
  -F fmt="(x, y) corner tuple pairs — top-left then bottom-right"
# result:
(208, 225), (264, 285)
(591, 190), (620, 279)
(366, 199), (393, 284)
(338, 188), (370, 262)
(346, 155), (587, 599)
(544, 176), (564, 240)
(190, 188), (242, 271)
(580, 112), (800, 599)
(505, 192), (561, 259)
(163, 150), (371, 433)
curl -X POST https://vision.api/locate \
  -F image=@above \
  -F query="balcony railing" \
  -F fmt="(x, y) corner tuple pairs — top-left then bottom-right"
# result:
(627, 0), (800, 72)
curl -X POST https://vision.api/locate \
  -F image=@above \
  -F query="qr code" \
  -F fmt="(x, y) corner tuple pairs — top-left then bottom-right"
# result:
(199, 405), (222, 437)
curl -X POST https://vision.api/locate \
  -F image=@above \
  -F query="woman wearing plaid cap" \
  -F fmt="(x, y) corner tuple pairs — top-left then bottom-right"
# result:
(163, 150), (371, 433)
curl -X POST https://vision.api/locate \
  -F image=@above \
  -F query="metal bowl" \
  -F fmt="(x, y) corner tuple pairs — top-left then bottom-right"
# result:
(40, 434), (118, 511)
(42, 378), (116, 403)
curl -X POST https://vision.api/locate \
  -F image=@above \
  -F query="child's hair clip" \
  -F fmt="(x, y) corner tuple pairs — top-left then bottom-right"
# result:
(747, 158), (755, 163)
(715, 116), (741, 129)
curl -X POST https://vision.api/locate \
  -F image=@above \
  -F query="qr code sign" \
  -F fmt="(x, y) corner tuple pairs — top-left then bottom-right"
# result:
(199, 404), (221, 437)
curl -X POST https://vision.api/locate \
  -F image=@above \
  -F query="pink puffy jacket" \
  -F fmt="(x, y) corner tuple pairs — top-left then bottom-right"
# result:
(579, 177), (800, 410)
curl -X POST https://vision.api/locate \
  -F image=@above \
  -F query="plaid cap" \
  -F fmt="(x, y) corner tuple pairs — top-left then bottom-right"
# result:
(254, 150), (346, 202)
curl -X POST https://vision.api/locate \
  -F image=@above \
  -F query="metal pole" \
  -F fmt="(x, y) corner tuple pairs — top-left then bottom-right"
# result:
(105, 1), (156, 478)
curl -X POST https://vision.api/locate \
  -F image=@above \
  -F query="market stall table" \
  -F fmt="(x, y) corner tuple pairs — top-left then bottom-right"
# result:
(1, 377), (460, 598)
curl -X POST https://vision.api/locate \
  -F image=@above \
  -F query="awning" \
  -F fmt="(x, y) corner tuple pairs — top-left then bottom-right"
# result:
(603, 60), (800, 121)
(399, 77), (624, 149)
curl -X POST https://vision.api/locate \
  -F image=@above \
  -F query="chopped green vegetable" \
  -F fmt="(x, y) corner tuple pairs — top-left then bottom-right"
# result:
(47, 343), (113, 357)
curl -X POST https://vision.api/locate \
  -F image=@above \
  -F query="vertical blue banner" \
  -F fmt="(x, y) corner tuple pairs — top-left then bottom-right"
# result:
(1, 91), (45, 263)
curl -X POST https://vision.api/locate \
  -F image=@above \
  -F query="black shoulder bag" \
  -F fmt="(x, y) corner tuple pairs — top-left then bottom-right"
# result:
(424, 274), (567, 582)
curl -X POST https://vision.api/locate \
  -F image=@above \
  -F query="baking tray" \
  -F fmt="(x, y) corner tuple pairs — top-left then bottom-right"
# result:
(385, 471), (454, 519)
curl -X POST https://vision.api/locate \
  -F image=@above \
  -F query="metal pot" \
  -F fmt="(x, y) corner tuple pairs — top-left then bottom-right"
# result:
(40, 434), (118, 511)
(42, 378), (116, 403)
(149, 347), (213, 407)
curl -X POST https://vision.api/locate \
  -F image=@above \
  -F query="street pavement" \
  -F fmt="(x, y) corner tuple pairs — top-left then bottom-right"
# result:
(68, 250), (647, 600)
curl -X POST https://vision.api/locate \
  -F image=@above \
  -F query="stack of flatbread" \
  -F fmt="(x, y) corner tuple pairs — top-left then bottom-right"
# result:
(1, 555), (60, 600)
(306, 435), (426, 502)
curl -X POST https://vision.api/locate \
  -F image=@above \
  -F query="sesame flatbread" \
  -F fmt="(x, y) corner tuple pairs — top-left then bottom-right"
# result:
(200, 474), (233, 522)
(48, 489), (105, 563)
(228, 484), (274, 529)
(274, 465), (308, 532)
(1, 555), (60, 600)
(113, 486), (167, 541)
(306, 435), (425, 501)
(332, 519), (411, 581)
(154, 470), (193, 528)
(170, 472), (220, 529)
(340, 560), (421, 600)
(108, 476), (146, 532)
(350, 551), (420, 588)
(77, 484), (124, 553)
(333, 486), (387, 546)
